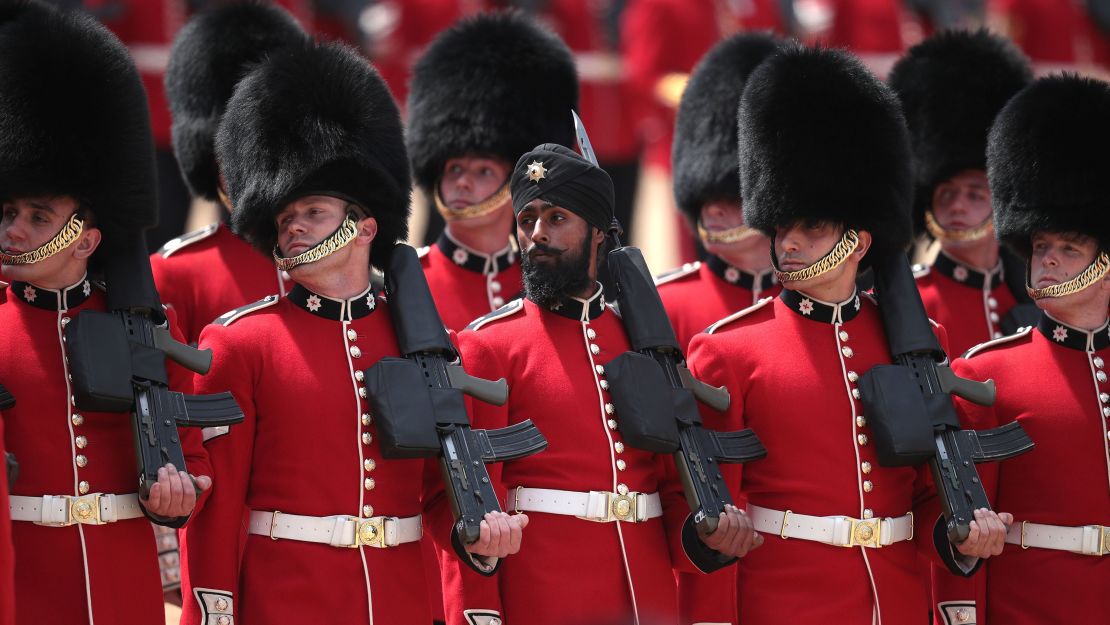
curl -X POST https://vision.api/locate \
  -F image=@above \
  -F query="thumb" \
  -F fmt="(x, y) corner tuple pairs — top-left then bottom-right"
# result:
(999, 512), (1014, 527)
(515, 513), (530, 529)
(194, 475), (213, 491)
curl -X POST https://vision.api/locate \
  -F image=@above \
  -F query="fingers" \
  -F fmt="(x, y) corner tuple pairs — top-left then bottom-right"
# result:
(958, 509), (1012, 558)
(164, 465), (184, 516)
(700, 505), (760, 558)
(194, 475), (213, 492)
(465, 512), (529, 558)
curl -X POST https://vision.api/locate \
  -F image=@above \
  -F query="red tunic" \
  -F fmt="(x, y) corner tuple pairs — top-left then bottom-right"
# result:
(687, 290), (955, 625)
(419, 232), (522, 332)
(452, 291), (722, 625)
(915, 252), (1018, 357)
(150, 222), (291, 345)
(953, 314), (1110, 625)
(184, 283), (463, 625)
(0, 378), (12, 625)
(0, 276), (210, 625)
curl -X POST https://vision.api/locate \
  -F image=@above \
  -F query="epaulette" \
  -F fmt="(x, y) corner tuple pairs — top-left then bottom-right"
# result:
(158, 222), (219, 258)
(705, 296), (774, 335)
(466, 298), (524, 331)
(912, 263), (931, 279)
(416, 245), (431, 259)
(0, 280), (8, 292)
(962, 325), (1033, 359)
(212, 294), (280, 327)
(606, 302), (622, 319)
(654, 261), (701, 287)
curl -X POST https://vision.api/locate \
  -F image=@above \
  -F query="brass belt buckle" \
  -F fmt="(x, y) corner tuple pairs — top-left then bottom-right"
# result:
(68, 494), (103, 526)
(610, 492), (638, 522)
(1091, 524), (1109, 556)
(353, 516), (387, 549)
(847, 517), (882, 548)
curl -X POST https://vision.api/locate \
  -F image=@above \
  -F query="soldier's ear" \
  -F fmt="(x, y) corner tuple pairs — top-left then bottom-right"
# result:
(71, 226), (101, 260)
(355, 215), (378, 247)
(852, 230), (873, 262)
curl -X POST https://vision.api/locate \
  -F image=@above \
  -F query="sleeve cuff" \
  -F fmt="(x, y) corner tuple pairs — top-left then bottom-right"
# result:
(193, 587), (234, 625)
(933, 516), (982, 577)
(681, 514), (737, 574)
(451, 525), (502, 576)
(463, 609), (503, 625)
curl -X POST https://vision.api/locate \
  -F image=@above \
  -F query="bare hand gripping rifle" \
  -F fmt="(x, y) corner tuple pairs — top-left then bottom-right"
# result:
(62, 239), (244, 527)
(858, 251), (1034, 575)
(364, 244), (546, 569)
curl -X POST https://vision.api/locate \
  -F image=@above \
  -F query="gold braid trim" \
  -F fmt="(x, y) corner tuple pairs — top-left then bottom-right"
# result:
(0, 212), (85, 265)
(697, 221), (762, 245)
(1027, 252), (1110, 299)
(924, 211), (994, 243)
(773, 229), (860, 283)
(434, 184), (510, 221)
(273, 216), (359, 271)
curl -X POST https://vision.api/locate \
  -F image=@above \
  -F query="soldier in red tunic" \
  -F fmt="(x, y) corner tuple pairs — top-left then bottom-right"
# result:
(152, 2), (309, 345)
(182, 39), (523, 625)
(657, 32), (782, 352)
(406, 12), (579, 333)
(687, 45), (1012, 625)
(951, 74), (1110, 625)
(889, 29), (1034, 358)
(451, 143), (757, 625)
(0, 386), (13, 625)
(0, 5), (212, 625)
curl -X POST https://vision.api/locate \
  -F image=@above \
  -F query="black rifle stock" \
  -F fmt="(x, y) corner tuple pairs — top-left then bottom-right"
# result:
(365, 244), (547, 550)
(859, 252), (1033, 574)
(62, 239), (243, 526)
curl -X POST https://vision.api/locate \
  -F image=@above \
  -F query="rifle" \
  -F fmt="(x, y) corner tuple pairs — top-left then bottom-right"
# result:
(364, 244), (547, 556)
(1, 383), (16, 489)
(63, 239), (244, 526)
(858, 251), (1034, 574)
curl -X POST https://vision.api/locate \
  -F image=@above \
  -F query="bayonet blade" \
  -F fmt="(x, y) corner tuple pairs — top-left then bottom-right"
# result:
(572, 110), (599, 166)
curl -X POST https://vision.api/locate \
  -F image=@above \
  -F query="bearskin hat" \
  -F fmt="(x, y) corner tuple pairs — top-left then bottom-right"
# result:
(888, 29), (1031, 231)
(406, 11), (578, 194)
(0, 0), (157, 258)
(739, 44), (913, 262)
(166, 1), (308, 202)
(219, 41), (411, 270)
(988, 75), (1110, 256)
(672, 32), (780, 223)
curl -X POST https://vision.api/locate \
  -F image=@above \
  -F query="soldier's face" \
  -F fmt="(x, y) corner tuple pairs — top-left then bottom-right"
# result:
(774, 219), (868, 292)
(517, 200), (601, 306)
(0, 195), (99, 285)
(699, 200), (768, 258)
(1030, 231), (1110, 310)
(932, 170), (992, 241)
(275, 195), (376, 275)
(439, 155), (510, 207)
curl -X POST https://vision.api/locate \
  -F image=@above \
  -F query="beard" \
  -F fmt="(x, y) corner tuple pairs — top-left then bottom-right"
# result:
(521, 233), (595, 309)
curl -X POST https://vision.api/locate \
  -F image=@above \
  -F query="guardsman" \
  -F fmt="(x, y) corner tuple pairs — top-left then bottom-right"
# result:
(152, 1), (308, 345)
(406, 11), (578, 333)
(452, 143), (756, 625)
(889, 29), (1034, 357)
(182, 39), (522, 625)
(657, 32), (782, 351)
(951, 74), (1110, 625)
(0, 385), (12, 625)
(0, 4), (212, 624)
(686, 44), (1012, 625)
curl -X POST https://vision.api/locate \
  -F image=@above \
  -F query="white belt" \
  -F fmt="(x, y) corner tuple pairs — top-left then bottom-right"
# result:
(247, 510), (422, 549)
(508, 486), (662, 523)
(9, 493), (144, 526)
(1006, 521), (1110, 556)
(749, 504), (914, 549)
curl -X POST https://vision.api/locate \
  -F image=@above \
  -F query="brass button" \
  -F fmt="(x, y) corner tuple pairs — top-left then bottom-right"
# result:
(614, 442), (625, 453)
(1099, 371), (1108, 383)
(989, 312), (1000, 323)
(363, 504), (374, 517)
(841, 346), (854, 358)
(218, 616), (231, 625)
(847, 371), (858, 383)
(857, 434), (868, 446)
(590, 344), (600, 356)
(855, 523), (874, 542)
(1103, 407), (1110, 418)
(595, 365), (605, 376)
(350, 346), (362, 358)
(955, 608), (971, 623)
(616, 459), (627, 471)
(362, 432), (373, 445)
(359, 387), (368, 399)
(492, 296), (504, 308)
(78, 481), (90, 495)
(490, 619), (502, 625)
(215, 598), (229, 612)
(1101, 393), (1109, 403)
(75, 454), (88, 468)
(863, 508), (874, 519)
(993, 332), (1003, 339)
(599, 380), (609, 391)
(71, 414), (84, 426)
(1096, 357), (1106, 369)
(361, 413), (372, 426)
(863, 480), (873, 493)
(587, 328), (597, 340)
(839, 330), (849, 341)
(605, 403), (615, 415)
(1106, 431), (1110, 441)
(852, 388), (861, 399)
(75, 435), (88, 449)
(856, 415), (866, 427)
(364, 478), (376, 491)
(355, 370), (365, 383)
(616, 483), (629, 495)
(490, 281), (502, 293)
(60, 316), (71, 327)
(364, 458), (376, 472)
(347, 329), (358, 341)
(861, 461), (872, 474)
(987, 297), (998, 309)
(607, 419), (618, 430)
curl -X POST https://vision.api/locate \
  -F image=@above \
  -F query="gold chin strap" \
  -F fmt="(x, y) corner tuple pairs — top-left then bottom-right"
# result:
(434, 184), (510, 221)
(1027, 251), (1110, 299)
(924, 211), (994, 243)
(0, 212), (85, 265)
(773, 229), (860, 284)
(698, 221), (761, 245)
(273, 215), (359, 271)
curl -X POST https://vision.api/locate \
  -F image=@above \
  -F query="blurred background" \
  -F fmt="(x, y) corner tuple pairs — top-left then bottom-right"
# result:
(50, 0), (1110, 275)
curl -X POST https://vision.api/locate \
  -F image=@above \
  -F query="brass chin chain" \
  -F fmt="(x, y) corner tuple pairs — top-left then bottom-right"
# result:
(1027, 251), (1110, 299)
(273, 216), (359, 271)
(434, 184), (511, 221)
(924, 211), (994, 243)
(773, 229), (860, 283)
(0, 212), (85, 265)
(698, 221), (762, 245)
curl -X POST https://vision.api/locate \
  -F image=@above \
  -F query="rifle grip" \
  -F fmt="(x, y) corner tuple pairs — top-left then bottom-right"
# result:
(446, 365), (509, 406)
(937, 365), (996, 406)
(153, 325), (213, 374)
(678, 366), (730, 412)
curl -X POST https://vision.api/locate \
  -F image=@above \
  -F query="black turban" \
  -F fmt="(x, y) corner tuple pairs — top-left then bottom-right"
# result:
(511, 143), (614, 232)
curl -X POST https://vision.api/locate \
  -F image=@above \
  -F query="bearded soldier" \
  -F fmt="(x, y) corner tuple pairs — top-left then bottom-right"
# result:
(686, 44), (1013, 625)
(951, 74), (1110, 625)
(182, 39), (523, 625)
(152, 1), (309, 345)
(0, 4), (212, 624)
(888, 29), (1034, 357)
(406, 11), (578, 333)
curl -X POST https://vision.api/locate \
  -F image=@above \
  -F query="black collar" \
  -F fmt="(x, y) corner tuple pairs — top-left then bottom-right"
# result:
(934, 252), (1003, 290)
(1037, 313), (1110, 352)
(11, 276), (95, 311)
(780, 288), (862, 324)
(542, 283), (607, 321)
(706, 255), (776, 292)
(289, 283), (378, 321)
(436, 231), (516, 275)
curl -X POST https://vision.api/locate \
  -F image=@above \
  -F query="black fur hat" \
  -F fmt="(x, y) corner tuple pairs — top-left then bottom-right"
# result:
(672, 32), (780, 223)
(889, 29), (1031, 231)
(219, 41), (411, 270)
(739, 44), (914, 262)
(166, 1), (308, 202)
(0, 0), (157, 259)
(988, 75), (1110, 256)
(406, 11), (578, 195)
